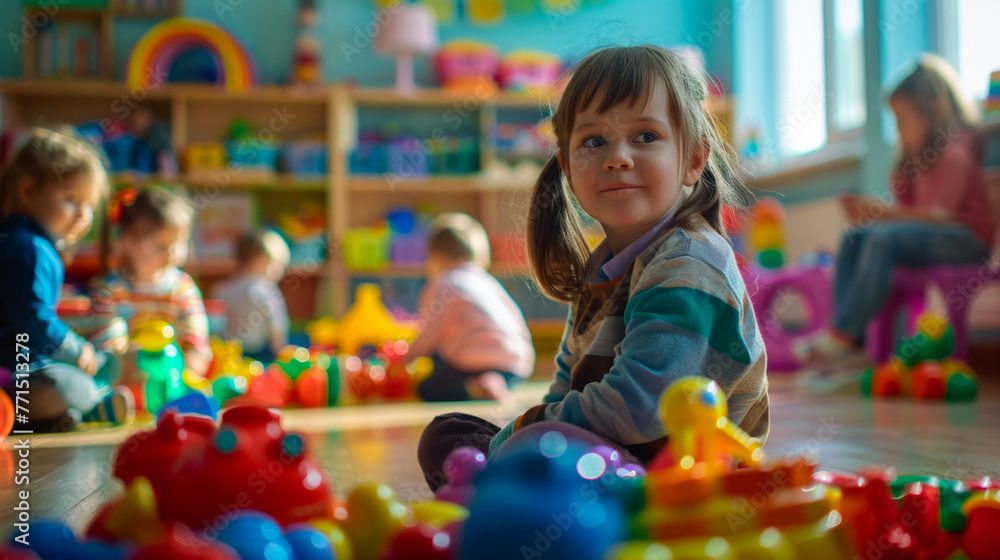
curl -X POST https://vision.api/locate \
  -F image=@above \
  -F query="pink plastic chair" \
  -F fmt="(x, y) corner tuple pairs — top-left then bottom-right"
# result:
(865, 264), (988, 363)
(746, 265), (834, 372)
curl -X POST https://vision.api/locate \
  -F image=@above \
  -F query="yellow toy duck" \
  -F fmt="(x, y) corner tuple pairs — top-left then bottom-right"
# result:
(659, 376), (765, 476)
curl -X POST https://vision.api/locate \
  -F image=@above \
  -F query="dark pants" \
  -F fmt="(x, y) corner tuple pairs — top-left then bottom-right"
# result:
(417, 413), (640, 492)
(832, 222), (991, 341)
(416, 354), (520, 402)
(244, 346), (276, 364)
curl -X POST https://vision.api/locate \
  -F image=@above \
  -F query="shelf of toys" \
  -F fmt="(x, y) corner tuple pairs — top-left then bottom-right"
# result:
(0, 14), (735, 345)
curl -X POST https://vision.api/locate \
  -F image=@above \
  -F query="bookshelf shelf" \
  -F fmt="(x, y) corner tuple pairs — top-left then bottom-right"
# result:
(1, 80), (732, 336)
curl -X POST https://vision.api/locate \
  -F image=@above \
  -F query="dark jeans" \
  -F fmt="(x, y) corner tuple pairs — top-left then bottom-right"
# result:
(416, 354), (520, 402)
(832, 222), (992, 340)
(417, 413), (640, 492)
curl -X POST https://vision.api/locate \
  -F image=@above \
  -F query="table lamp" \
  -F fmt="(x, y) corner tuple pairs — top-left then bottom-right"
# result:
(374, 3), (438, 95)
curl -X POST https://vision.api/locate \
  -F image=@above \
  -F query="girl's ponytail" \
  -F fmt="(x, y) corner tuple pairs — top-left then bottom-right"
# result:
(527, 156), (590, 303)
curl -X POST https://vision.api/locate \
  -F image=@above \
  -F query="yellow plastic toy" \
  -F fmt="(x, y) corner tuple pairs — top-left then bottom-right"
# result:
(341, 483), (409, 560)
(131, 320), (175, 352)
(184, 143), (227, 172)
(620, 376), (852, 556)
(208, 337), (244, 380)
(306, 317), (339, 348)
(307, 518), (354, 560)
(337, 284), (417, 356)
(100, 477), (166, 546)
(411, 500), (469, 528)
(659, 376), (764, 476)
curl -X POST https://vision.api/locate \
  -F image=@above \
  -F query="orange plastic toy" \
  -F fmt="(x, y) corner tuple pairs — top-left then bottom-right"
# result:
(1, 390), (15, 441)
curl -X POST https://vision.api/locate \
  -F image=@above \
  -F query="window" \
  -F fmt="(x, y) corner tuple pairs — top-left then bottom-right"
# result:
(829, 0), (866, 131)
(952, 0), (1000, 102)
(771, 0), (866, 159)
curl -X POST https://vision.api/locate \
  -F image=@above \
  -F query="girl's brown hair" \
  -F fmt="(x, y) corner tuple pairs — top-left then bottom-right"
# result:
(889, 54), (981, 166)
(0, 127), (108, 219)
(527, 45), (751, 302)
(118, 186), (194, 236)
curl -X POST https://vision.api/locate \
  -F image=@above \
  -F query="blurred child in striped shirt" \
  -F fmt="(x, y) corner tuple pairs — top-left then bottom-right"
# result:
(91, 187), (212, 381)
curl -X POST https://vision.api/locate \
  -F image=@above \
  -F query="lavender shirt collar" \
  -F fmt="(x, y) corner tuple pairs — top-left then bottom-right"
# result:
(597, 208), (678, 282)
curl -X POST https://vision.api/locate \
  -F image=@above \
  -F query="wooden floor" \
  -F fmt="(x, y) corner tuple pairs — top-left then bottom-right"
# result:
(3, 356), (1000, 536)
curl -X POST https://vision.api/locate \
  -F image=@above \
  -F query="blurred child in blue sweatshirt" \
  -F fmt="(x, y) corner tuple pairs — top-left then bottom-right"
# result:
(0, 129), (133, 432)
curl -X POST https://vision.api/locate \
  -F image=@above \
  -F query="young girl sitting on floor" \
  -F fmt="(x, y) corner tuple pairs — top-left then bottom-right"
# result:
(418, 45), (769, 488)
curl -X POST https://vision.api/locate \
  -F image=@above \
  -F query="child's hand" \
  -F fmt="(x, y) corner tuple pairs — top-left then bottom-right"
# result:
(840, 194), (883, 225)
(118, 349), (148, 386)
(78, 343), (98, 376)
(63, 211), (93, 249)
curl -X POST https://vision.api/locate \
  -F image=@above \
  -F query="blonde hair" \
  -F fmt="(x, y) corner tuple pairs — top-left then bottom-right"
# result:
(427, 212), (491, 270)
(0, 127), (108, 219)
(889, 54), (981, 165)
(527, 45), (751, 302)
(236, 229), (290, 268)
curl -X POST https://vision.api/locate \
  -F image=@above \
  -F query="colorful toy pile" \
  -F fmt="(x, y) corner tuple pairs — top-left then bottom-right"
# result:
(233, 345), (342, 409)
(6, 376), (1000, 559)
(130, 320), (193, 415)
(609, 377), (849, 557)
(861, 312), (978, 401)
(343, 340), (416, 402)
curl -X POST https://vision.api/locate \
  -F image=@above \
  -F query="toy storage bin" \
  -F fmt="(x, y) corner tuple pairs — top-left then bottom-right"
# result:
(434, 41), (500, 87)
(344, 228), (390, 271)
(185, 143), (228, 172)
(387, 137), (430, 177)
(498, 53), (562, 92)
(284, 142), (327, 176)
(350, 132), (387, 174)
(444, 137), (480, 174)
(226, 140), (280, 171)
(390, 234), (427, 266)
(288, 233), (328, 264)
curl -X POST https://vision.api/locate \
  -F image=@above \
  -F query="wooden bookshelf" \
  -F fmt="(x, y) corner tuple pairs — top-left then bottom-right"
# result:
(0, 80), (734, 336)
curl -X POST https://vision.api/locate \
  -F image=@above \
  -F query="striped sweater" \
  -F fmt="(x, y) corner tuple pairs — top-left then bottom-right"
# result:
(90, 267), (212, 374)
(489, 214), (770, 462)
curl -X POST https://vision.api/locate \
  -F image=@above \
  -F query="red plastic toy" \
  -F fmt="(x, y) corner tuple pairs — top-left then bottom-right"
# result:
(129, 523), (239, 560)
(107, 406), (335, 531)
(114, 410), (216, 490)
(345, 340), (414, 402)
(382, 524), (453, 560)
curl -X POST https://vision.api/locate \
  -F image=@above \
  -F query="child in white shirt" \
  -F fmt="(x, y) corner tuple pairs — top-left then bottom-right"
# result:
(212, 230), (290, 363)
